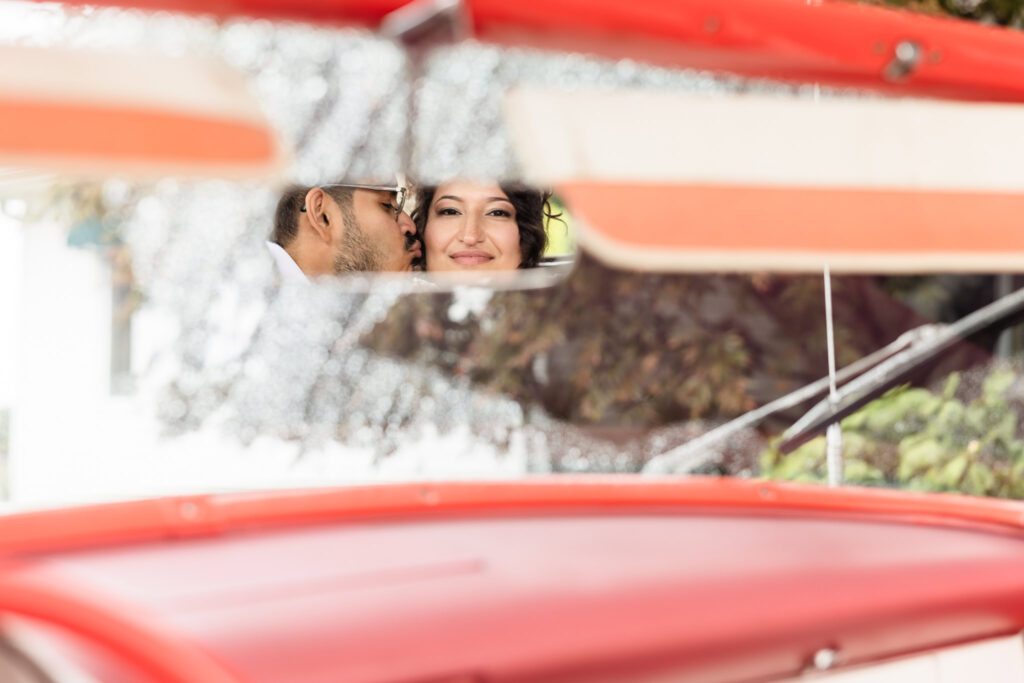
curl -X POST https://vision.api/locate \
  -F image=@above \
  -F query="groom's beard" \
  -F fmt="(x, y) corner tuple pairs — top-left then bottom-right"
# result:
(333, 210), (386, 273)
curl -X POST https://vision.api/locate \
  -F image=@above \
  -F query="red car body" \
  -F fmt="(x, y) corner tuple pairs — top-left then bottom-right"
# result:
(7, 478), (1024, 682)
(5, 0), (1024, 681)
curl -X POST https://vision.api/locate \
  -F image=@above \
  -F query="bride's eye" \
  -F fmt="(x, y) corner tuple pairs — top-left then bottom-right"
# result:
(436, 207), (460, 216)
(487, 208), (512, 218)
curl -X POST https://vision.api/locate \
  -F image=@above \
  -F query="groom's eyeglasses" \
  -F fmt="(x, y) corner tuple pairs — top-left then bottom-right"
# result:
(301, 183), (408, 220)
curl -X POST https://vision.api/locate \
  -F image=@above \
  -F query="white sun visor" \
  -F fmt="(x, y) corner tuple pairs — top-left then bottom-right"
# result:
(505, 87), (1024, 273)
(0, 44), (286, 179)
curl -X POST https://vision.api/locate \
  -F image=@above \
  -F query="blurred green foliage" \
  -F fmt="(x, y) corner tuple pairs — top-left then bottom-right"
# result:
(762, 367), (1024, 498)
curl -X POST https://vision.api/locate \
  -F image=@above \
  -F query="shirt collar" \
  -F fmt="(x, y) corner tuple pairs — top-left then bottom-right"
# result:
(266, 241), (309, 284)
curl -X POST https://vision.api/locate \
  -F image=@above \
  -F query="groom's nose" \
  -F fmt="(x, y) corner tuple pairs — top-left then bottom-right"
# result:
(397, 211), (415, 236)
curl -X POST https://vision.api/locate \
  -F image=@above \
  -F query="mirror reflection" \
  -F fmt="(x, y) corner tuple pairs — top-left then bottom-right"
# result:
(2, 0), (1023, 512)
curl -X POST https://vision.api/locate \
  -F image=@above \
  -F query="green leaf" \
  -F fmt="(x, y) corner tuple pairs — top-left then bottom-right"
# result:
(898, 436), (946, 480)
(843, 458), (886, 485)
(932, 400), (965, 433)
(890, 388), (935, 415)
(842, 408), (868, 431)
(773, 440), (825, 480)
(863, 399), (907, 434)
(938, 454), (969, 489)
(941, 372), (961, 401)
(965, 462), (996, 496)
(839, 431), (869, 459)
(964, 404), (992, 437)
(983, 367), (1016, 402)
(987, 411), (1017, 447)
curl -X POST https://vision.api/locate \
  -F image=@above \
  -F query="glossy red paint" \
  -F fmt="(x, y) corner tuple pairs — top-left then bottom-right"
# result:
(5, 479), (1024, 682)
(4, 477), (1024, 556)
(0, 568), (240, 683)
(470, 0), (1024, 101)
(29, 0), (1024, 101)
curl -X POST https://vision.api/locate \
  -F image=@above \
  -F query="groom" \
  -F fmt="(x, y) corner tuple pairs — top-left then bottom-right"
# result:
(268, 181), (420, 282)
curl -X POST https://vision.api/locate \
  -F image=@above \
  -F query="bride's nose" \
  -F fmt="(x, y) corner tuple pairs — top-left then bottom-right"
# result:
(459, 214), (483, 245)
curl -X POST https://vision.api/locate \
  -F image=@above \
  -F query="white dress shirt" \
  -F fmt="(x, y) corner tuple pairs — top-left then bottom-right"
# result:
(266, 241), (309, 284)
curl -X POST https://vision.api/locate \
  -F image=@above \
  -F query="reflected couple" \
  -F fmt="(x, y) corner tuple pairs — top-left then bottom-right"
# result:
(268, 179), (557, 282)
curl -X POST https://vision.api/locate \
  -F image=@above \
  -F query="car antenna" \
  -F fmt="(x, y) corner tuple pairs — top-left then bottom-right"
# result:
(822, 265), (843, 486)
(643, 287), (1024, 476)
(641, 324), (936, 475)
(778, 284), (1024, 456)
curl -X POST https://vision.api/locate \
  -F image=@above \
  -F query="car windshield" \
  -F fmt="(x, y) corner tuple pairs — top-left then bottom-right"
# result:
(2, 0), (1023, 509)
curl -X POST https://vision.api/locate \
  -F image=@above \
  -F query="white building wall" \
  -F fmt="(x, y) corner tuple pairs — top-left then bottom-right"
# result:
(9, 219), (114, 504)
(0, 213), (21, 409)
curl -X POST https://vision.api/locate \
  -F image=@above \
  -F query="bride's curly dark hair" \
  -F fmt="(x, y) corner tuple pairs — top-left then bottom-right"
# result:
(411, 183), (562, 269)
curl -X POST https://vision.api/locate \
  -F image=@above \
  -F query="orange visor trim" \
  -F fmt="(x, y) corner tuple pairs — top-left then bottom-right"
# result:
(0, 97), (276, 170)
(560, 181), (1024, 272)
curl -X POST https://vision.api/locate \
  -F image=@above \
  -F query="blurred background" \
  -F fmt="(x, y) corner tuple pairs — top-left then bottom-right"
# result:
(2, 0), (1024, 507)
